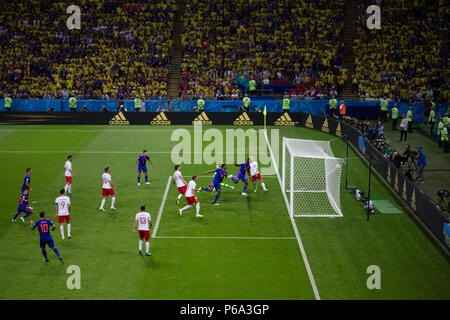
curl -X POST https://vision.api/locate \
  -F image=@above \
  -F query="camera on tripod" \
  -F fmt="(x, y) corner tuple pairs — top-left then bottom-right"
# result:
(436, 189), (449, 213)
(351, 189), (375, 214)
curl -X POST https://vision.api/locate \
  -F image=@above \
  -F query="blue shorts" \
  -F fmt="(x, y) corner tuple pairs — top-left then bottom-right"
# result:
(40, 239), (55, 249)
(17, 206), (31, 214)
(235, 172), (247, 183)
(21, 185), (29, 191)
(210, 180), (221, 191)
(138, 166), (148, 173)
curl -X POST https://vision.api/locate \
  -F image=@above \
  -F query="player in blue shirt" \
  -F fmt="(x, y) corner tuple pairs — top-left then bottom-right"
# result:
(228, 160), (250, 196)
(134, 150), (154, 186)
(30, 212), (63, 262)
(201, 164), (234, 205)
(21, 168), (32, 192)
(12, 188), (33, 223)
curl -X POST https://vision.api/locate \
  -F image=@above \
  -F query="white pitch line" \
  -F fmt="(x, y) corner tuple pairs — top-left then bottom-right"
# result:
(155, 236), (296, 240)
(0, 150), (247, 154)
(263, 129), (321, 300)
(151, 175), (172, 239)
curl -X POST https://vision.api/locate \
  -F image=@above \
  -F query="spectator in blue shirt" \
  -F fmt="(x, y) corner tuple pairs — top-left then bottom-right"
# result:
(414, 146), (427, 183)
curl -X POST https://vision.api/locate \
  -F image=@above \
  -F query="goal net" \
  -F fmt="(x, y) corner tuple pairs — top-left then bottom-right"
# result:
(282, 137), (345, 217)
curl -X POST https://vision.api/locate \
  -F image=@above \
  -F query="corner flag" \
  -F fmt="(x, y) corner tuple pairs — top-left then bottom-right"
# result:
(263, 105), (267, 129)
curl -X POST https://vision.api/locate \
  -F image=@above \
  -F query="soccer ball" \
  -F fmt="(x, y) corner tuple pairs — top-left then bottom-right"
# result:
(124, 108), (128, 112)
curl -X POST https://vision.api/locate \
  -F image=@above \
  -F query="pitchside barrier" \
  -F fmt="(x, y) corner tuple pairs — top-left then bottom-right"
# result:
(0, 110), (448, 251)
(1, 98), (448, 122)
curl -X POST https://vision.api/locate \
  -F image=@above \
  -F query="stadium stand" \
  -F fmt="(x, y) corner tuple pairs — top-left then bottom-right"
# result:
(0, 0), (176, 100)
(353, 0), (449, 103)
(179, 0), (347, 100)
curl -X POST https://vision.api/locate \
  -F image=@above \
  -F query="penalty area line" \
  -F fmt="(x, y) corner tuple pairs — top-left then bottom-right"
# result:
(263, 129), (321, 300)
(154, 236), (296, 240)
(151, 175), (172, 239)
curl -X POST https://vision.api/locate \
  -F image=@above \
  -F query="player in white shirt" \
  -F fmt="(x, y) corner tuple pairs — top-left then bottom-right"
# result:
(64, 155), (75, 195)
(132, 205), (152, 256)
(99, 167), (118, 211)
(178, 176), (203, 217)
(54, 189), (71, 239)
(173, 165), (187, 204)
(249, 157), (268, 192)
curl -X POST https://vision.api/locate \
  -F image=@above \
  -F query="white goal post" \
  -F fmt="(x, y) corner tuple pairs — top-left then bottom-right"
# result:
(282, 137), (345, 217)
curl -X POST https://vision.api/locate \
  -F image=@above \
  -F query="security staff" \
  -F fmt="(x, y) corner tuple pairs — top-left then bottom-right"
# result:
(437, 118), (444, 148)
(282, 96), (290, 112)
(197, 98), (205, 112)
(442, 124), (449, 153)
(69, 97), (77, 112)
(134, 96), (141, 112)
(241, 95), (251, 113)
(380, 98), (388, 122)
(428, 106), (436, 136)
(407, 106), (413, 132)
(4, 96), (12, 112)
(339, 101), (346, 118)
(391, 104), (399, 131)
(249, 79), (256, 92)
(329, 98), (337, 118)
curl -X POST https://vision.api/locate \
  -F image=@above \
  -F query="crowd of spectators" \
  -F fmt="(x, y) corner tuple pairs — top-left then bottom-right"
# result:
(353, 0), (449, 103)
(179, 0), (347, 100)
(0, 0), (176, 100)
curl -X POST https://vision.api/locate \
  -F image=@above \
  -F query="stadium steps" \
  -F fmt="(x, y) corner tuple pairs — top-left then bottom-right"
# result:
(167, 0), (186, 97)
(342, 0), (358, 100)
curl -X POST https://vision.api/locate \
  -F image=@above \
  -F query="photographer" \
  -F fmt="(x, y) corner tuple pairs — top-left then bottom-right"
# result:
(399, 143), (416, 169)
(414, 146), (427, 183)
(383, 140), (394, 158)
(391, 151), (402, 168)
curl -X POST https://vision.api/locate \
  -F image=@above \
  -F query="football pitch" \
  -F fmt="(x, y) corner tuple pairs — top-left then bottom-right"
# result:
(0, 125), (448, 300)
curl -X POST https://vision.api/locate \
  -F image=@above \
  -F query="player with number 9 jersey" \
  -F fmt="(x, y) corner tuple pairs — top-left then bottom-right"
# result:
(55, 188), (71, 239)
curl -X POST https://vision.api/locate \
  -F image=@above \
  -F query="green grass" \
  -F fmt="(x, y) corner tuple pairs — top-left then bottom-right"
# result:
(0, 125), (448, 300)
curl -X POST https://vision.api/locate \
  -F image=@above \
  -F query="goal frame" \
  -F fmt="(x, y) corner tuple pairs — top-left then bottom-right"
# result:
(282, 137), (344, 218)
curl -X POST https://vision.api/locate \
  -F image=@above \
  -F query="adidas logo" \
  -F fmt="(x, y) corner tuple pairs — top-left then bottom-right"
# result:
(305, 114), (314, 128)
(109, 112), (129, 125)
(394, 174), (399, 192)
(192, 112), (212, 125)
(387, 165), (391, 184)
(274, 112), (295, 126)
(336, 122), (342, 137)
(321, 118), (329, 133)
(411, 189), (416, 211)
(402, 180), (407, 201)
(233, 112), (254, 126)
(151, 112), (171, 125)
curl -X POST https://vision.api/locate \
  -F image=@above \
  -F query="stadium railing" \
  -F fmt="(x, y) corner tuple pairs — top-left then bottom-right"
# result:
(0, 99), (433, 122)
